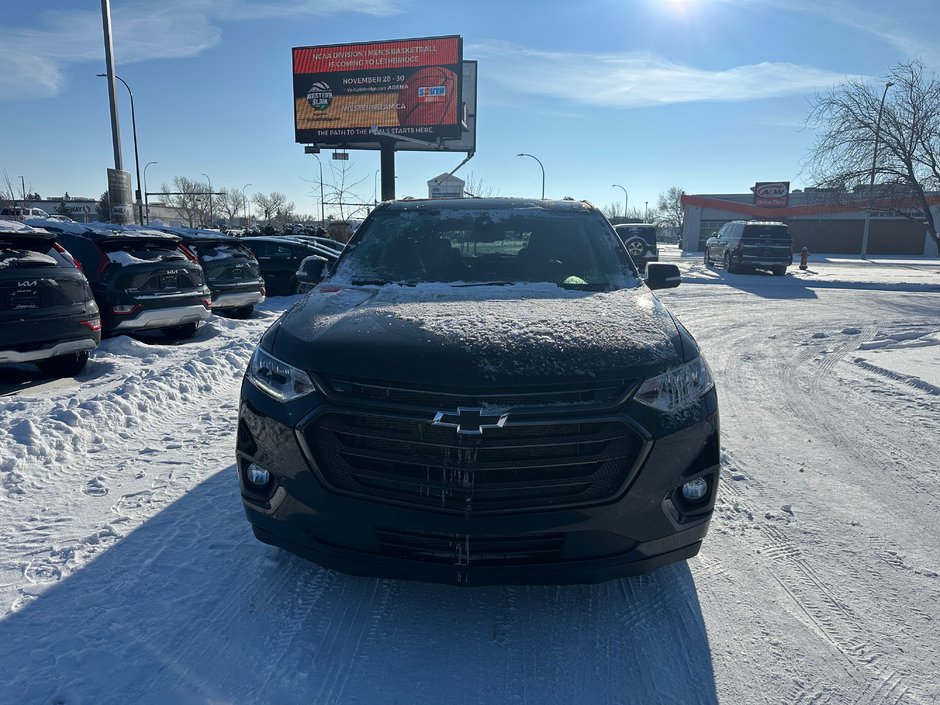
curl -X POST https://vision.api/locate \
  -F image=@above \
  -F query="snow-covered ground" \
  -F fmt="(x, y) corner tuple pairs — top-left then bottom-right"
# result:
(0, 248), (937, 704)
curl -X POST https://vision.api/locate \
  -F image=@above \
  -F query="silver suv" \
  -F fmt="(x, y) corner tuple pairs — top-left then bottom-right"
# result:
(1, 207), (50, 222)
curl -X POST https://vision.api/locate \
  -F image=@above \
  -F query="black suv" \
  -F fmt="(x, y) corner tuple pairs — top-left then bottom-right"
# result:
(705, 220), (793, 275)
(147, 227), (265, 318)
(0, 220), (100, 376)
(242, 236), (340, 295)
(614, 223), (659, 269)
(236, 198), (720, 586)
(34, 220), (211, 338)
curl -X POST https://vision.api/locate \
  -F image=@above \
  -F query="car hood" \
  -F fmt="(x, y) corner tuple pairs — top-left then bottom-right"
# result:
(270, 283), (684, 387)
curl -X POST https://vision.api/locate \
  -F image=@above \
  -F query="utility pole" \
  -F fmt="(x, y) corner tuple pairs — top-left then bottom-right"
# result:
(100, 0), (123, 172)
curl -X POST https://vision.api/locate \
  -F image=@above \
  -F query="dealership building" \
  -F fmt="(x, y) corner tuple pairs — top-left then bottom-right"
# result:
(680, 184), (940, 256)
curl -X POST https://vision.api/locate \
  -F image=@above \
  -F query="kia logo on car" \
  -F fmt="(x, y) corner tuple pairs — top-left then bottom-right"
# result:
(755, 183), (788, 198)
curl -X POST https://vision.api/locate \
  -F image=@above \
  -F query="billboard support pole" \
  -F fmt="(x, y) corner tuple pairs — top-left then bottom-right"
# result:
(380, 142), (396, 201)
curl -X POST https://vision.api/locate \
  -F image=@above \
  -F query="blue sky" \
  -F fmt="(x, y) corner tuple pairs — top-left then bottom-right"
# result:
(1, 0), (938, 220)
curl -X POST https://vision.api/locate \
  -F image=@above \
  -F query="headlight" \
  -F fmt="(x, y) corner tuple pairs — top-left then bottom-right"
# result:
(633, 356), (714, 412)
(247, 346), (317, 401)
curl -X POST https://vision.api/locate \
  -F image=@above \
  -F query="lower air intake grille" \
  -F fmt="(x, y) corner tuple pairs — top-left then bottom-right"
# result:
(376, 528), (565, 565)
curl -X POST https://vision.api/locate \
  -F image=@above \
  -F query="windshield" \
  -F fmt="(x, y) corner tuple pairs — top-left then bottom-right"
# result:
(332, 207), (639, 290)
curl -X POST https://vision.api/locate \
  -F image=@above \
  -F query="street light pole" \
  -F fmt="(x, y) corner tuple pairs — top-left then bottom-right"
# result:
(517, 153), (545, 199)
(98, 72), (142, 224)
(19, 175), (26, 206)
(143, 161), (157, 224)
(612, 184), (628, 220)
(202, 173), (212, 227)
(861, 80), (894, 258)
(242, 184), (252, 230)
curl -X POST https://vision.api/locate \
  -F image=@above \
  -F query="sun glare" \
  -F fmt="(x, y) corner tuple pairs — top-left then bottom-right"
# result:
(660, 0), (698, 12)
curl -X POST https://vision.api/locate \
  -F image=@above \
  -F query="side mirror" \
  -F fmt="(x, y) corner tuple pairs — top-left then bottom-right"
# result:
(296, 255), (328, 285)
(645, 263), (681, 290)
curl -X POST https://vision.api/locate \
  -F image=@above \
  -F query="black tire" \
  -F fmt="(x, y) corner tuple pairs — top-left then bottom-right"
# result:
(161, 322), (199, 340)
(36, 351), (89, 377)
(724, 253), (736, 273)
(772, 266), (787, 276)
(704, 251), (712, 267)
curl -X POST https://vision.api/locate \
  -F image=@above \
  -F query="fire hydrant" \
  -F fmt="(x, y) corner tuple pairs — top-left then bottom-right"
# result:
(799, 246), (809, 270)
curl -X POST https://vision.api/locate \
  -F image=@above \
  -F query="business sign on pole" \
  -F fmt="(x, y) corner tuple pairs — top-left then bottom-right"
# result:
(753, 181), (790, 208)
(293, 36), (463, 147)
(107, 168), (134, 223)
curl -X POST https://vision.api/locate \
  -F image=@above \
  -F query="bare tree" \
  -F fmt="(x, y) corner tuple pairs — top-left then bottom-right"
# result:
(462, 171), (499, 198)
(602, 201), (624, 220)
(806, 60), (940, 251)
(252, 191), (284, 223)
(0, 171), (16, 207)
(218, 187), (246, 224)
(160, 176), (205, 227)
(307, 161), (369, 221)
(655, 186), (684, 232)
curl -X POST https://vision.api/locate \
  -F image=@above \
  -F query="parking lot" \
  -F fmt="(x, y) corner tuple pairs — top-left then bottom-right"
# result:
(1, 250), (938, 704)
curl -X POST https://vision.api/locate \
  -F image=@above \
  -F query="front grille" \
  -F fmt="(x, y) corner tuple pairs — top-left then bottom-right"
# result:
(304, 411), (643, 513)
(376, 528), (564, 565)
(321, 375), (629, 409)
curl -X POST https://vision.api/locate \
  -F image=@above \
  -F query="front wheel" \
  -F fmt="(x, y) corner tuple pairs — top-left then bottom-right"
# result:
(704, 250), (712, 267)
(37, 351), (89, 377)
(772, 266), (787, 276)
(724, 253), (736, 273)
(161, 322), (199, 340)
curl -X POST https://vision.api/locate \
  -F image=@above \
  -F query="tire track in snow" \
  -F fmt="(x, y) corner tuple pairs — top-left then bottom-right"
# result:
(719, 452), (927, 705)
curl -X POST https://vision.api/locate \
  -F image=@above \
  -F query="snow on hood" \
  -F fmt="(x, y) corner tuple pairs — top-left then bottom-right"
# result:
(274, 283), (681, 384)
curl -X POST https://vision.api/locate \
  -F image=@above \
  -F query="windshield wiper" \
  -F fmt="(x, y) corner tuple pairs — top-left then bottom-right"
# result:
(351, 278), (390, 285)
(452, 281), (515, 287)
(351, 278), (418, 287)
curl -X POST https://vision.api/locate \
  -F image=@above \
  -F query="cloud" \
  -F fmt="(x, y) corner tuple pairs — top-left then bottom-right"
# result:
(719, 0), (939, 68)
(0, 0), (401, 101)
(470, 42), (864, 108)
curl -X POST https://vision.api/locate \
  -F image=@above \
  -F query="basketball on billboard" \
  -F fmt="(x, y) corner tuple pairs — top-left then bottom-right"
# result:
(397, 66), (458, 127)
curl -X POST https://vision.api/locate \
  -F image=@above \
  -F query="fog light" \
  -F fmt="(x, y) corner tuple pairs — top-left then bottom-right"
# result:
(682, 477), (709, 501)
(246, 463), (270, 487)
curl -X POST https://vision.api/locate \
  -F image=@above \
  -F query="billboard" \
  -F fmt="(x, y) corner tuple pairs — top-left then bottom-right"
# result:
(293, 36), (463, 148)
(753, 181), (790, 208)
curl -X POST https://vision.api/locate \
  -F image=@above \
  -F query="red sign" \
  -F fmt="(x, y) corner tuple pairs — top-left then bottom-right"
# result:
(753, 181), (790, 207)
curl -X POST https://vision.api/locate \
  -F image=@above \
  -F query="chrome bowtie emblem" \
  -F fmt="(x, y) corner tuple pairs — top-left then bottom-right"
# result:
(431, 407), (508, 435)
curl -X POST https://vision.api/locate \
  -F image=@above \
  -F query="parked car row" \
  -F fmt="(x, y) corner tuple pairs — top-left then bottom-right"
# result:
(1, 218), (344, 378)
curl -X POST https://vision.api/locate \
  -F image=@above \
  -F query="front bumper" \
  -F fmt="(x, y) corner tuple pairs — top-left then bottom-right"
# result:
(236, 386), (720, 586)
